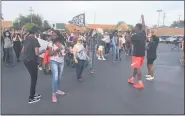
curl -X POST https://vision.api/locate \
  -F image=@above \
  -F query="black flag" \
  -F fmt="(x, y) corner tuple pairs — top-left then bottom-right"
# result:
(68, 13), (85, 27)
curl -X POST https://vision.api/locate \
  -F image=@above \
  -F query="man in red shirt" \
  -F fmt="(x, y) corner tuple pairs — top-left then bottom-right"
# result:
(128, 14), (146, 89)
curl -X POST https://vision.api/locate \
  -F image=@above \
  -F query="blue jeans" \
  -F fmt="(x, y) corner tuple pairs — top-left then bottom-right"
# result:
(88, 51), (95, 70)
(112, 45), (120, 61)
(50, 60), (64, 94)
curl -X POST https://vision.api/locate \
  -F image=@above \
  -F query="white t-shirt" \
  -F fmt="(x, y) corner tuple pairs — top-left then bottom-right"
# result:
(120, 36), (126, 44)
(48, 42), (65, 63)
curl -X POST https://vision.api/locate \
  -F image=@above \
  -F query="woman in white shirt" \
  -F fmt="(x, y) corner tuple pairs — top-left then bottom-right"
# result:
(48, 36), (66, 103)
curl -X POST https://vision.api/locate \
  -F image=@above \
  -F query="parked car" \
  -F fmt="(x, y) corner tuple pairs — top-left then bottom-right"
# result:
(166, 35), (184, 43)
(159, 35), (171, 42)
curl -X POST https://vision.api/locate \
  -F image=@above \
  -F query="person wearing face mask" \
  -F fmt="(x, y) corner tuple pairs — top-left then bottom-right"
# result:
(3, 31), (14, 66)
(73, 37), (88, 82)
(22, 26), (41, 104)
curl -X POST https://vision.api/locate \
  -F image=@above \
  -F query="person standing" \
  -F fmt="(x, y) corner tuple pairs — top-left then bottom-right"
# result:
(145, 30), (159, 80)
(3, 30), (14, 66)
(48, 36), (66, 103)
(112, 30), (120, 61)
(103, 32), (111, 54)
(86, 29), (96, 74)
(128, 14), (146, 89)
(73, 37), (87, 82)
(22, 26), (41, 104)
(12, 33), (22, 62)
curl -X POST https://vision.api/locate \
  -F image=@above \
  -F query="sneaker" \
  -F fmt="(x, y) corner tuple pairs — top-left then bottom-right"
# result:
(56, 90), (65, 95)
(34, 94), (41, 99)
(102, 57), (106, 60)
(128, 77), (134, 84)
(90, 69), (95, 74)
(28, 98), (40, 104)
(39, 67), (42, 70)
(145, 75), (151, 78)
(133, 82), (144, 89)
(146, 76), (155, 80)
(98, 57), (102, 60)
(52, 94), (57, 103)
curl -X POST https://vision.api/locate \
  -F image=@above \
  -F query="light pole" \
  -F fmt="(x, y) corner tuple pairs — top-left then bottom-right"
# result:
(157, 10), (163, 28)
(28, 7), (34, 24)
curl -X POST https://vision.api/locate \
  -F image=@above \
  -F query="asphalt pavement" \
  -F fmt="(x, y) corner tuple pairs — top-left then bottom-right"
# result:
(1, 43), (184, 114)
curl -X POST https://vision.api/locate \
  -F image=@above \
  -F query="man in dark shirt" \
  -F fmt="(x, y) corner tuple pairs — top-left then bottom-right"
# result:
(128, 14), (146, 89)
(146, 30), (159, 80)
(22, 26), (41, 104)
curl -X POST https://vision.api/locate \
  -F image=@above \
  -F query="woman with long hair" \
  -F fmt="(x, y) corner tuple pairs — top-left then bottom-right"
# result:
(48, 33), (66, 103)
(12, 33), (22, 62)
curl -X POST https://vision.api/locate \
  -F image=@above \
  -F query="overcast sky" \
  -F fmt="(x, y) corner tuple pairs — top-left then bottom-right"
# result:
(2, 1), (184, 27)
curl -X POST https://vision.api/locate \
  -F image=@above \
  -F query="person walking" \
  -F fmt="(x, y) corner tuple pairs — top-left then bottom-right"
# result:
(48, 33), (66, 103)
(145, 30), (159, 80)
(22, 26), (41, 104)
(73, 37), (87, 82)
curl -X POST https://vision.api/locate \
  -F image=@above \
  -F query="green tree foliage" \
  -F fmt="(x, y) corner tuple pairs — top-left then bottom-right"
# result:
(116, 21), (125, 28)
(127, 24), (134, 29)
(42, 20), (51, 31)
(170, 21), (184, 28)
(13, 13), (50, 31)
(23, 23), (39, 31)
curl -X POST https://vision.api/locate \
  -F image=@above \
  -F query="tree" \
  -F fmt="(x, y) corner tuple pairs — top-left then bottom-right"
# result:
(42, 20), (51, 31)
(127, 24), (134, 29)
(170, 21), (184, 28)
(116, 21), (125, 28)
(13, 13), (43, 30)
(152, 24), (158, 28)
(24, 23), (39, 31)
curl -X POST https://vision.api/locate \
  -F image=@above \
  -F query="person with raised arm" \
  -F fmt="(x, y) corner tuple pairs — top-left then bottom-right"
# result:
(128, 14), (146, 89)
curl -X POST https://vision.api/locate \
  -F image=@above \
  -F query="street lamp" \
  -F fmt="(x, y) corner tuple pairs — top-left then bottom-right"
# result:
(157, 10), (163, 28)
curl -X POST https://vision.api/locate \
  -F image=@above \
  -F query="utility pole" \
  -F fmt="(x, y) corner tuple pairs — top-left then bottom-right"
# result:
(162, 13), (166, 27)
(157, 10), (163, 28)
(28, 7), (34, 24)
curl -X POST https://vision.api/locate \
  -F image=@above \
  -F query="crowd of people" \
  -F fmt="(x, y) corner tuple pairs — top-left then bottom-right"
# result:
(1, 14), (183, 104)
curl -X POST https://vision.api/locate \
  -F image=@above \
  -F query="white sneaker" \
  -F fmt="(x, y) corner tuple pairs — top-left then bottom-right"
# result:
(56, 90), (65, 95)
(98, 57), (102, 60)
(102, 57), (106, 60)
(146, 75), (154, 80)
(145, 75), (151, 78)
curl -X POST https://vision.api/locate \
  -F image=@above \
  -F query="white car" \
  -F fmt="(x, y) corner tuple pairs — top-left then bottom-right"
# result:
(159, 35), (171, 42)
(166, 35), (184, 43)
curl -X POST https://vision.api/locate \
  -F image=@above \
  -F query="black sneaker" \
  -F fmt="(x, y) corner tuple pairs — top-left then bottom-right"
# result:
(28, 98), (40, 104)
(34, 94), (41, 99)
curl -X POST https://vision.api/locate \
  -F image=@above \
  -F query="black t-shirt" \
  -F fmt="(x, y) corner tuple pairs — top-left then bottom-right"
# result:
(131, 30), (146, 57)
(147, 35), (159, 59)
(23, 36), (40, 61)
